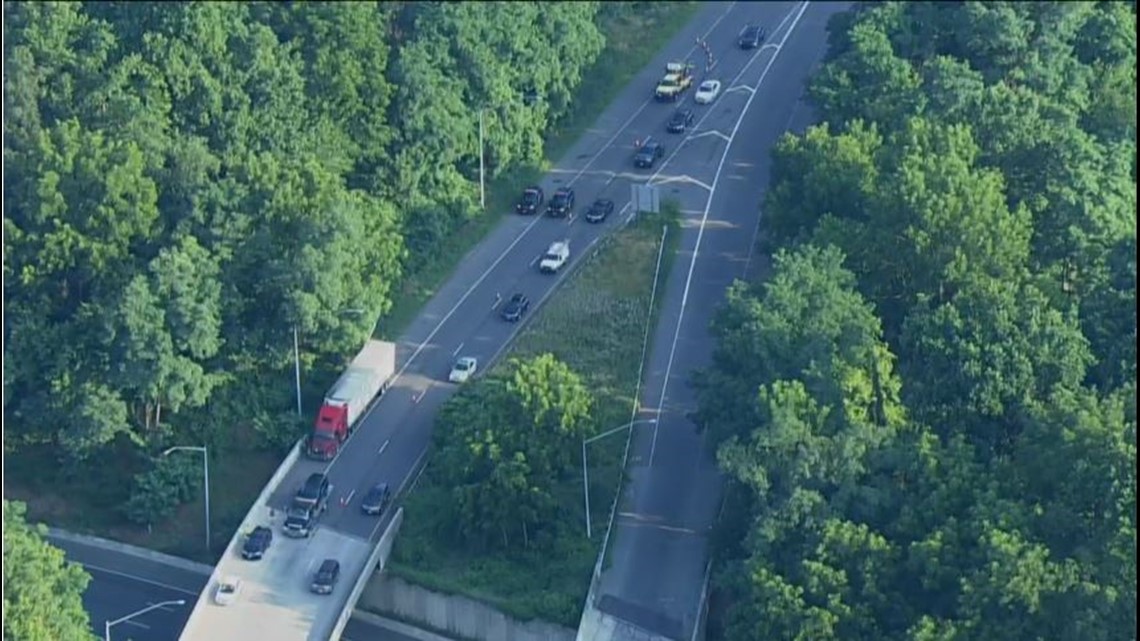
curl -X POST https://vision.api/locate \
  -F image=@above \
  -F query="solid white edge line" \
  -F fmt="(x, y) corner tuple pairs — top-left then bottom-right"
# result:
(648, 1), (811, 466)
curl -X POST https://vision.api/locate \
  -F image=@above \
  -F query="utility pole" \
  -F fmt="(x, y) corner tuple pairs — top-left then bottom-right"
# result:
(479, 109), (486, 210)
(293, 325), (302, 417)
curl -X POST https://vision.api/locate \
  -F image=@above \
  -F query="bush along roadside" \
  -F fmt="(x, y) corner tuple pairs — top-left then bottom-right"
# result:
(383, 203), (681, 628)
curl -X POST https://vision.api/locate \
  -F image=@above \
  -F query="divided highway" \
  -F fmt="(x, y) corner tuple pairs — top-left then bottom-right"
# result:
(180, 3), (777, 640)
(589, 2), (847, 639)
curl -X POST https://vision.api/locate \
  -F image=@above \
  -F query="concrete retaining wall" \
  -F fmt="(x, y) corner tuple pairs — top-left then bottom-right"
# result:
(359, 575), (576, 641)
(329, 508), (405, 640)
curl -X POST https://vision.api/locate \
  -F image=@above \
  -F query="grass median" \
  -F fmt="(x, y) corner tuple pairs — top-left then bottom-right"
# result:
(377, 1), (702, 340)
(383, 204), (681, 628)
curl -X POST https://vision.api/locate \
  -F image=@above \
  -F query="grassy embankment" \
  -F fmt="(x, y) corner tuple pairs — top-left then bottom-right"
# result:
(384, 201), (682, 629)
(7, 0), (701, 566)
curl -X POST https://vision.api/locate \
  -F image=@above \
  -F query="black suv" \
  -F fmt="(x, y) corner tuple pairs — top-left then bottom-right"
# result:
(585, 199), (615, 224)
(360, 483), (391, 516)
(283, 498), (322, 538)
(311, 559), (340, 595)
(297, 472), (330, 508)
(546, 187), (575, 217)
(634, 139), (665, 168)
(515, 187), (544, 215)
(739, 24), (766, 49)
(241, 525), (272, 560)
(667, 108), (695, 134)
(500, 293), (530, 322)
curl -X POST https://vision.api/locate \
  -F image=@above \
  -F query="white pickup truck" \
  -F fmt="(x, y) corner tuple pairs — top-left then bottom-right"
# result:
(539, 240), (570, 273)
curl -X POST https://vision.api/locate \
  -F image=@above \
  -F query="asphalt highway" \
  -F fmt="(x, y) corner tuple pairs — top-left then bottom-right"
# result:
(186, 3), (776, 637)
(593, 2), (846, 639)
(47, 532), (419, 641)
(265, 2), (753, 545)
(184, 1), (840, 637)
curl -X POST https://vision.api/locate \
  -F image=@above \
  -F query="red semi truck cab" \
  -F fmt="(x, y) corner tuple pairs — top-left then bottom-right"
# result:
(308, 405), (347, 460)
(306, 340), (397, 461)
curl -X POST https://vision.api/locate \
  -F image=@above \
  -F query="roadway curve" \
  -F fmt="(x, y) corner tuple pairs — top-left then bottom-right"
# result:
(592, 2), (847, 639)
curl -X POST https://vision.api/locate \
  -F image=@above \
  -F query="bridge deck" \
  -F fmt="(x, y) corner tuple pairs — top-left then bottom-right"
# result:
(179, 485), (373, 640)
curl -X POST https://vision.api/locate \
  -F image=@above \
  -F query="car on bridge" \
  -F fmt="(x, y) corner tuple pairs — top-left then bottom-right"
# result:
(310, 559), (340, 595)
(240, 526), (272, 561)
(284, 473), (330, 538)
(214, 576), (242, 606)
(360, 483), (392, 516)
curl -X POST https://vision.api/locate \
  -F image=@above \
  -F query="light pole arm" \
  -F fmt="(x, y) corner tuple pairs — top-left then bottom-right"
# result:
(585, 418), (658, 445)
(105, 599), (185, 640)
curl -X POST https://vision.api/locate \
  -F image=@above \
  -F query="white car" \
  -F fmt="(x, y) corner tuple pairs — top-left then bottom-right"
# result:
(538, 240), (570, 273)
(694, 80), (722, 104)
(214, 576), (242, 606)
(449, 356), (478, 383)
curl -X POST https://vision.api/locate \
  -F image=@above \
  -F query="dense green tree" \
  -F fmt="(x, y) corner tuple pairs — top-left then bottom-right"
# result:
(425, 354), (595, 550)
(2, 501), (96, 641)
(762, 121), (882, 250)
(809, 15), (926, 129)
(899, 276), (1093, 454)
(710, 4), (1136, 640)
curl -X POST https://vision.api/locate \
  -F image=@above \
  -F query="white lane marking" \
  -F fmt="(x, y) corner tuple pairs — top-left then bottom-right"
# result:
(645, 5), (803, 189)
(688, 130), (732, 143)
(649, 1), (811, 467)
(323, 7), (732, 469)
(124, 620), (151, 629)
(621, 201), (637, 223)
(724, 84), (756, 96)
(80, 564), (201, 595)
(529, 254), (541, 267)
(344, 489), (356, 505)
(377, 439), (390, 456)
(652, 174), (713, 192)
(451, 342), (464, 357)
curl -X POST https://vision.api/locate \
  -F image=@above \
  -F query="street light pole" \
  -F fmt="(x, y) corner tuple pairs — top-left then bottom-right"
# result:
(293, 324), (303, 417)
(163, 446), (209, 549)
(582, 419), (658, 539)
(478, 109), (486, 210)
(105, 599), (185, 641)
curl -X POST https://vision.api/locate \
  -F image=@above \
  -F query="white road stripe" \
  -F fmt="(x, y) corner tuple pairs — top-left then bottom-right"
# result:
(80, 564), (201, 596)
(649, 1), (811, 467)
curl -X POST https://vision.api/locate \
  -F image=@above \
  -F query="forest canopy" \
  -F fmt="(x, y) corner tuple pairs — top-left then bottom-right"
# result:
(3, 2), (605, 474)
(699, 2), (1137, 640)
